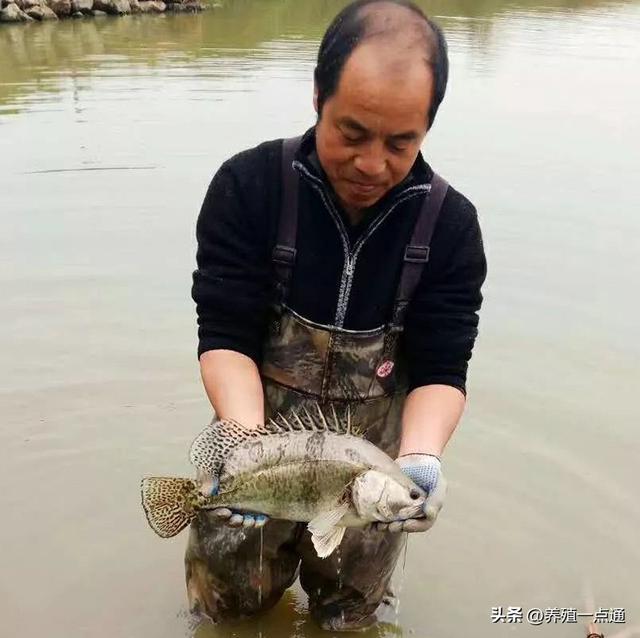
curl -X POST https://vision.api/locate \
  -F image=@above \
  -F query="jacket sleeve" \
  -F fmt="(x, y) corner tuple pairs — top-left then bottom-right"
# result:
(191, 162), (272, 362)
(403, 196), (487, 395)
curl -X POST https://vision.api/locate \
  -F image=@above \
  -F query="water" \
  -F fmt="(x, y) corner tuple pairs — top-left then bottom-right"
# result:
(393, 537), (410, 627)
(1, 1), (639, 637)
(258, 525), (264, 609)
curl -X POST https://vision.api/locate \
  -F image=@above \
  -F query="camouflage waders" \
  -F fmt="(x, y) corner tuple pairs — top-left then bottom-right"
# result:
(185, 137), (449, 630)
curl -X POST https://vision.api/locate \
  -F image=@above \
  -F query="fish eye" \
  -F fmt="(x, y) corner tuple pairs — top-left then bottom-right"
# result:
(409, 489), (421, 500)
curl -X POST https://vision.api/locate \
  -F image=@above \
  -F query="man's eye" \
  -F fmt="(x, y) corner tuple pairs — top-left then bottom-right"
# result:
(342, 132), (364, 144)
(388, 142), (409, 153)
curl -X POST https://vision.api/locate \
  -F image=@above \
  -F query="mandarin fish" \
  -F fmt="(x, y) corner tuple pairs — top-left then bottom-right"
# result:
(141, 406), (425, 558)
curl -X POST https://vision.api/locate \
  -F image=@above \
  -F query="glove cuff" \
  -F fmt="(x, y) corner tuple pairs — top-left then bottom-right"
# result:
(397, 452), (441, 463)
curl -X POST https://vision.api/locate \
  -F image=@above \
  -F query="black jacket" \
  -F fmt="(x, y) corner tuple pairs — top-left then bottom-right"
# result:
(192, 128), (487, 394)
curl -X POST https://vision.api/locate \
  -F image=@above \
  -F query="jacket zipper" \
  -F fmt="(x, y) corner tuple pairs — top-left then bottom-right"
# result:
(293, 161), (429, 328)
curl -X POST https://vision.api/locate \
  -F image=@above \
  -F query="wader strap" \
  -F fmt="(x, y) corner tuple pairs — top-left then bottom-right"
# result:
(272, 136), (302, 312)
(390, 172), (449, 330)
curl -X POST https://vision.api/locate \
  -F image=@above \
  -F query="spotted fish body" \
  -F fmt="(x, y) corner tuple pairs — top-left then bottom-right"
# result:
(208, 458), (362, 522)
(141, 408), (426, 557)
(208, 431), (400, 518)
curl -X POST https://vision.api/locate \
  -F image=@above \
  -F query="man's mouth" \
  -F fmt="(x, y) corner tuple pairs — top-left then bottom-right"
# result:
(346, 180), (382, 194)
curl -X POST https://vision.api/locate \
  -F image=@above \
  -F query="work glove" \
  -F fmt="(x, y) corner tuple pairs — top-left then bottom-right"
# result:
(378, 453), (447, 533)
(198, 472), (269, 529)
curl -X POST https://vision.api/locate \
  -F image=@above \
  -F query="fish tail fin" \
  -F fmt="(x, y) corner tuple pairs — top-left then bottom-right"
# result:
(141, 477), (198, 538)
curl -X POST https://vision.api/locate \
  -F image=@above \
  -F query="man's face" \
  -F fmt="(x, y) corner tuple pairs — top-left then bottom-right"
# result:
(315, 40), (433, 213)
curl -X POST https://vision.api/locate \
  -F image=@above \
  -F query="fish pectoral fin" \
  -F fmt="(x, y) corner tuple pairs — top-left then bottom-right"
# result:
(308, 502), (349, 558)
(309, 524), (347, 559)
(308, 502), (350, 534)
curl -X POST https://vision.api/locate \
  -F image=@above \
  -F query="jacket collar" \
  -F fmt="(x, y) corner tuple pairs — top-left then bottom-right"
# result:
(293, 125), (434, 217)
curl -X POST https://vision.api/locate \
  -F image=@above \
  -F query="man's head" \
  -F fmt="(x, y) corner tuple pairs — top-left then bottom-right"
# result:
(313, 0), (448, 213)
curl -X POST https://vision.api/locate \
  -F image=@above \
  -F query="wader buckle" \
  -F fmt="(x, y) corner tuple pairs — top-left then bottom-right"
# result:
(272, 245), (297, 265)
(404, 245), (430, 263)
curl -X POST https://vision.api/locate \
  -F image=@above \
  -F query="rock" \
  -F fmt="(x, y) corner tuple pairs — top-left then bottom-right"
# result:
(25, 1), (58, 17)
(166, 0), (199, 11)
(47, 0), (71, 16)
(40, 4), (56, 16)
(137, 0), (163, 11)
(23, 0), (43, 9)
(70, 0), (92, 12)
(91, 7), (105, 14)
(0, 2), (33, 18)
(112, 0), (130, 13)
(26, 4), (43, 17)
(93, 0), (129, 13)
(71, 8), (83, 15)
(129, 0), (139, 12)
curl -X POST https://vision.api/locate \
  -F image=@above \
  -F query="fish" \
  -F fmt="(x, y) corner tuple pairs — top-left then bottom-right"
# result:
(140, 406), (426, 558)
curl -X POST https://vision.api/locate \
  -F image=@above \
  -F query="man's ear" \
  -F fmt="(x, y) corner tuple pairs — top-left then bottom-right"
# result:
(313, 80), (319, 114)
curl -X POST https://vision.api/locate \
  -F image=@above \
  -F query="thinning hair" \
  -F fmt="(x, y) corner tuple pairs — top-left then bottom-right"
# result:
(315, 0), (449, 129)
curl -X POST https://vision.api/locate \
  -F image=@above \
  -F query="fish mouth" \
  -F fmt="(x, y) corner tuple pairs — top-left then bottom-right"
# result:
(397, 501), (426, 521)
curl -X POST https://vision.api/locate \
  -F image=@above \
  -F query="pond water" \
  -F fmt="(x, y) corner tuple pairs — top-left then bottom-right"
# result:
(1, 1), (639, 637)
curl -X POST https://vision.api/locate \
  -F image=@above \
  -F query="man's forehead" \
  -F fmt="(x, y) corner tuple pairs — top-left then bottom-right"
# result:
(337, 38), (433, 97)
(345, 38), (430, 76)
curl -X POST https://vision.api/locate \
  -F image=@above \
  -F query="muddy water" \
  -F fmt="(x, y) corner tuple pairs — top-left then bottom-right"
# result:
(1, 1), (639, 637)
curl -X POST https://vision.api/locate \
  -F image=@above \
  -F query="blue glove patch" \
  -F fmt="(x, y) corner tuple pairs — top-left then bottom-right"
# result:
(402, 461), (439, 495)
(208, 476), (219, 497)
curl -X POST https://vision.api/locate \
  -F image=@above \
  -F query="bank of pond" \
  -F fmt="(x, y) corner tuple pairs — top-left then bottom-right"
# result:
(0, 0), (211, 22)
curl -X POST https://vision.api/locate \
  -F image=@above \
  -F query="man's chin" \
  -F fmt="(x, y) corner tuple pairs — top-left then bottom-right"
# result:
(342, 191), (383, 211)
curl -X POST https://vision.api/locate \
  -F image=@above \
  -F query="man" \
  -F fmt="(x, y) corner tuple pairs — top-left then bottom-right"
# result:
(187, 0), (486, 631)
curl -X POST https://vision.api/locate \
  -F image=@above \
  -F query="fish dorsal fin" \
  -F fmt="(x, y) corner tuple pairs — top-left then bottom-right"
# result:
(267, 403), (367, 437)
(189, 419), (271, 476)
(308, 501), (350, 558)
(191, 406), (368, 477)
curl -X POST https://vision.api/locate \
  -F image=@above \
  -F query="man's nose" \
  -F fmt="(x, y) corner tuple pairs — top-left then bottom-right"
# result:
(353, 142), (387, 179)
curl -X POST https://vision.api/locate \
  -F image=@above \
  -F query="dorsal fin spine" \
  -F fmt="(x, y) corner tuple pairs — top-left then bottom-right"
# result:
(315, 402), (329, 431)
(279, 412), (294, 432)
(291, 409), (305, 430)
(301, 406), (315, 430)
(330, 404), (339, 433)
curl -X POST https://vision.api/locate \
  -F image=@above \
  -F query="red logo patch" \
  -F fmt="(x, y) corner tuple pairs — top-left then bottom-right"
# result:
(376, 360), (394, 378)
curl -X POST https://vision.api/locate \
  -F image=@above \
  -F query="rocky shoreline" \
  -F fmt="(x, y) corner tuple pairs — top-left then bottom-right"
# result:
(0, 0), (209, 22)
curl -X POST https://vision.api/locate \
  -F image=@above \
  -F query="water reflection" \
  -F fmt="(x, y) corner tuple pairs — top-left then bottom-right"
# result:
(0, 0), (636, 115)
(191, 589), (405, 638)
